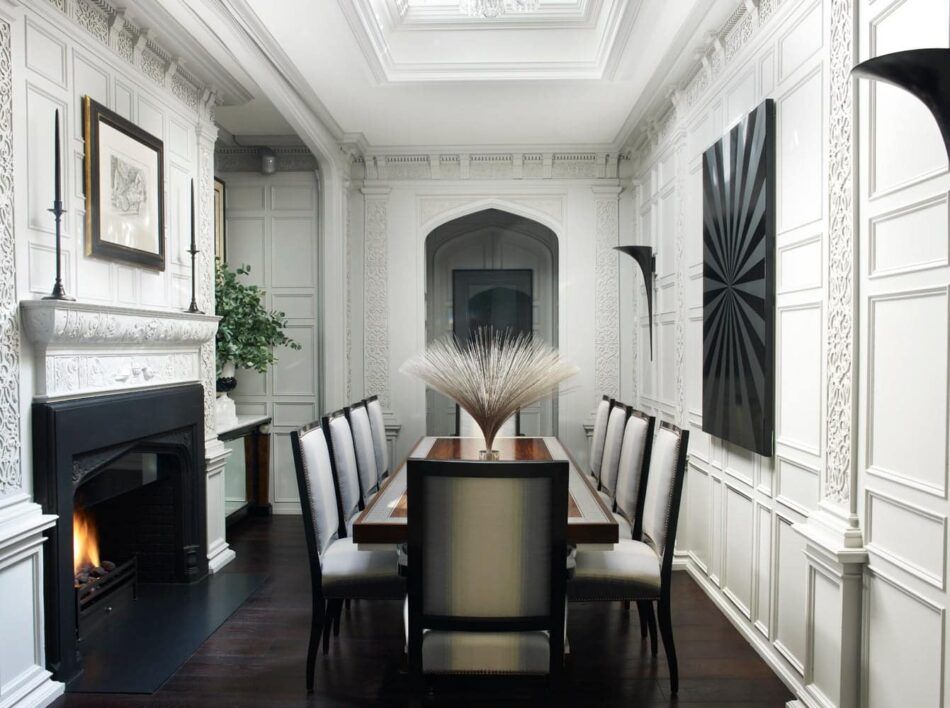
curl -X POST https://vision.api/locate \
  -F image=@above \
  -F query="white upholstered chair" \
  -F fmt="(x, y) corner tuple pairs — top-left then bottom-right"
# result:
(324, 411), (365, 531)
(290, 421), (405, 692)
(364, 395), (390, 481)
(611, 410), (656, 540)
(567, 422), (689, 695)
(596, 402), (629, 507)
(588, 395), (612, 482)
(455, 405), (518, 440)
(346, 401), (379, 500)
(405, 458), (569, 693)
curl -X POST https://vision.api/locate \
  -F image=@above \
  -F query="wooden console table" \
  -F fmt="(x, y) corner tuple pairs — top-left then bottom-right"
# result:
(217, 415), (272, 523)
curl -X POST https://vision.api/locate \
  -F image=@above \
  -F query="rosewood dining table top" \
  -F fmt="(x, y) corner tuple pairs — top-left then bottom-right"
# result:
(352, 436), (619, 546)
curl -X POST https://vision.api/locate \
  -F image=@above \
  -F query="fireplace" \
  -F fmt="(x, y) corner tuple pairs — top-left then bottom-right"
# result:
(33, 384), (207, 685)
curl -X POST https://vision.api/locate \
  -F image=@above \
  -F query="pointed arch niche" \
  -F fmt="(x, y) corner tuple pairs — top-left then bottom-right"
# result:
(424, 208), (560, 436)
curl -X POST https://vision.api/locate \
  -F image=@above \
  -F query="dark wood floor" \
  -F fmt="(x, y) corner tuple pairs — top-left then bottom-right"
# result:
(54, 516), (793, 707)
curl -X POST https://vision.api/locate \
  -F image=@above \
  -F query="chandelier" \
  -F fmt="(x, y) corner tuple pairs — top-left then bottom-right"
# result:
(459, 0), (541, 18)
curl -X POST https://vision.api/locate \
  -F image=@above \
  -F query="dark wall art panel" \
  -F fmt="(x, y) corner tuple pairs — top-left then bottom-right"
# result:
(702, 99), (775, 457)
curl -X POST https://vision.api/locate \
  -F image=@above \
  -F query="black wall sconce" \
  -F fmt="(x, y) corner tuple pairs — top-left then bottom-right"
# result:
(614, 245), (655, 360)
(852, 48), (950, 161)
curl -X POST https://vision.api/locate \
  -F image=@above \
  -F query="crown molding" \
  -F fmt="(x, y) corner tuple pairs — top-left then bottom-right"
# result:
(386, 0), (600, 30)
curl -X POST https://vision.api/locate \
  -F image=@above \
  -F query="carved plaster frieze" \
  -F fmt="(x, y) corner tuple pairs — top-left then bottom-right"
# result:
(0, 18), (18, 498)
(593, 190), (621, 401)
(197, 135), (218, 441)
(20, 300), (218, 400)
(363, 190), (391, 407)
(824, 0), (855, 509)
(363, 152), (619, 182)
(42, 0), (210, 117)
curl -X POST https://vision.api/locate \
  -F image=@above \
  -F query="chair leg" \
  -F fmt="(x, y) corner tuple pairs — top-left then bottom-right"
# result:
(640, 601), (658, 657)
(622, 600), (631, 612)
(306, 599), (325, 693)
(345, 598), (351, 611)
(637, 602), (650, 639)
(322, 599), (341, 654)
(333, 599), (343, 637)
(657, 595), (678, 695)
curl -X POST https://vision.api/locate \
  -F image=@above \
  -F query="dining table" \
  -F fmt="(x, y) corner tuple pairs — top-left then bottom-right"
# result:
(352, 436), (619, 547)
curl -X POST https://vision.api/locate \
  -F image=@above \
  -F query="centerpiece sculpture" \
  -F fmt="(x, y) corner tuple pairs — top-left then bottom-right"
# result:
(401, 329), (578, 460)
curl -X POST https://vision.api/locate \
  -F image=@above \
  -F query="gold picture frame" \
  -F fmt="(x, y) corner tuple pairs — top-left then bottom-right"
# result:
(213, 177), (226, 262)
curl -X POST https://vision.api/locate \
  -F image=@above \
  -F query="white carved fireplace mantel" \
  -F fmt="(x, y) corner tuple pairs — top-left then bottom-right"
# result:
(20, 300), (219, 401)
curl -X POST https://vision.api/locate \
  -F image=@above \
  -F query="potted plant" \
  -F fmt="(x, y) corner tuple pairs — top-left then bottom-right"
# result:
(214, 262), (300, 428)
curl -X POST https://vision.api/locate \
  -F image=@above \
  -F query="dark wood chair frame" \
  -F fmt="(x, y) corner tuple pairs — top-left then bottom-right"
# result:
(406, 458), (569, 697)
(453, 403), (522, 437)
(362, 394), (390, 480)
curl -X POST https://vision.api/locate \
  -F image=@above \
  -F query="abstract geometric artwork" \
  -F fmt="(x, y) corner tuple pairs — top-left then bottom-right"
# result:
(702, 99), (775, 457)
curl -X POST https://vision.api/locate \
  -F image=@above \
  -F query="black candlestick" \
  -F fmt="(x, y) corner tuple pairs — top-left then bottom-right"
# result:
(186, 179), (203, 314)
(44, 108), (74, 301)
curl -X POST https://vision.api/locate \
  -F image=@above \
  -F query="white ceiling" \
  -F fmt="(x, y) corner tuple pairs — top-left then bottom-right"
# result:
(212, 0), (736, 149)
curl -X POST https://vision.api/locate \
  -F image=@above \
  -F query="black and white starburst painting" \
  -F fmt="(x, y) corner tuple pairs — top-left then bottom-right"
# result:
(702, 99), (775, 457)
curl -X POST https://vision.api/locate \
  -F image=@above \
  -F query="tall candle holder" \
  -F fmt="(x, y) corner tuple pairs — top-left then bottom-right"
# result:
(186, 179), (203, 314)
(44, 108), (74, 301)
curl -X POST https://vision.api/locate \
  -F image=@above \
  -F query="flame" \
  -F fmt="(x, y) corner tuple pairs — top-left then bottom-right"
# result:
(73, 506), (100, 574)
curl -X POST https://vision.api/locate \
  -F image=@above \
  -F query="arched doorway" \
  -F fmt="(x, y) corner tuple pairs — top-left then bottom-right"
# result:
(425, 208), (559, 436)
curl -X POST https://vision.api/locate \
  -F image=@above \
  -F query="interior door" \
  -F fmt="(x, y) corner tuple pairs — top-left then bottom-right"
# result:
(452, 269), (533, 341)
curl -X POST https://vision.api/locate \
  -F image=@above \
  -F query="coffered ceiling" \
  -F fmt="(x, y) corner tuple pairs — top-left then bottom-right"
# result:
(210, 0), (737, 149)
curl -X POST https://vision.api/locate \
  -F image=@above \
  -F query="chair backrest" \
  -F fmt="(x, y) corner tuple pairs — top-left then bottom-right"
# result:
(641, 422), (689, 574)
(588, 395), (611, 478)
(598, 402), (630, 497)
(346, 402), (379, 497)
(456, 405), (518, 440)
(406, 458), (569, 676)
(323, 410), (363, 532)
(290, 422), (341, 595)
(365, 395), (390, 479)
(613, 410), (656, 537)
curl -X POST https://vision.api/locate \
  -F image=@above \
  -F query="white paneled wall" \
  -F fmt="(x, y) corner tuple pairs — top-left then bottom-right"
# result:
(628, 0), (830, 698)
(627, 0), (950, 705)
(223, 172), (320, 515)
(857, 0), (950, 706)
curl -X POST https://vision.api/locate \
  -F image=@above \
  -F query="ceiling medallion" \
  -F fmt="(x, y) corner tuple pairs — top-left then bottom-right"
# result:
(459, 0), (541, 18)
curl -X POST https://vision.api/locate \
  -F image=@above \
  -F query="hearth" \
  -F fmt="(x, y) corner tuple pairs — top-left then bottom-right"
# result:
(33, 384), (207, 686)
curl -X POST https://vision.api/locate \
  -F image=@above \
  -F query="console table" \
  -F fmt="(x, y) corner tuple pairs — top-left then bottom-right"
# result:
(217, 415), (272, 523)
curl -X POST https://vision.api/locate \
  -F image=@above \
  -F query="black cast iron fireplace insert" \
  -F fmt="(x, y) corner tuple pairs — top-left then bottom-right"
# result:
(33, 383), (207, 685)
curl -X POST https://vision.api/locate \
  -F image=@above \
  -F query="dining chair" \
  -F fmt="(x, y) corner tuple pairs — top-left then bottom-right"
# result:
(290, 421), (405, 692)
(611, 409), (656, 541)
(455, 404), (520, 438)
(405, 457), (570, 694)
(345, 401), (379, 501)
(596, 401), (630, 506)
(364, 394), (390, 482)
(323, 410), (365, 533)
(567, 421), (689, 695)
(588, 395), (612, 481)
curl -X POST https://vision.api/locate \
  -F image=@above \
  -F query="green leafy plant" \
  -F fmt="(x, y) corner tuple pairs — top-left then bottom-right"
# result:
(215, 262), (300, 375)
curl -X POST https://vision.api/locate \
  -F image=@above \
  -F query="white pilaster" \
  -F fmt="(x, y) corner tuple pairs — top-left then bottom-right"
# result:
(205, 440), (235, 573)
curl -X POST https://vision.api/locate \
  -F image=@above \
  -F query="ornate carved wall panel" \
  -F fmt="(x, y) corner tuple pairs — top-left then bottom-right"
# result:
(0, 18), (19, 498)
(363, 190), (391, 407)
(594, 190), (621, 400)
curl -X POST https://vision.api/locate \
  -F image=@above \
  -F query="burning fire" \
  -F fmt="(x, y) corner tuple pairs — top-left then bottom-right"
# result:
(73, 506), (100, 575)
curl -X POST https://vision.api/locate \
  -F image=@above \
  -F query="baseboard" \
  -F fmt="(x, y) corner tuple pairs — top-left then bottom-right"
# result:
(684, 561), (822, 708)
(2, 668), (63, 708)
(207, 543), (236, 573)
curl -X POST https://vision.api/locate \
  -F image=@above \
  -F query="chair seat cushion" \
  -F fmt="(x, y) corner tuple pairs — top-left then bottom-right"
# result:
(567, 539), (660, 601)
(321, 537), (405, 599)
(403, 600), (562, 675)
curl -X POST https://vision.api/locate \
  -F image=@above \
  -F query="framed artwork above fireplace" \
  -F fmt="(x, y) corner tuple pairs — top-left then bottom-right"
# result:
(83, 95), (166, 270)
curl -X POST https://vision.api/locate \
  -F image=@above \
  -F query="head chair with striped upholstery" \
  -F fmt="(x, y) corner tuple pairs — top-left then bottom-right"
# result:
(406, 457), (570, 690)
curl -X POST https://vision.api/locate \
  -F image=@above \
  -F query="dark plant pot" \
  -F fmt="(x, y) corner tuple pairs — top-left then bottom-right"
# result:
(216, 377), (237, 394)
